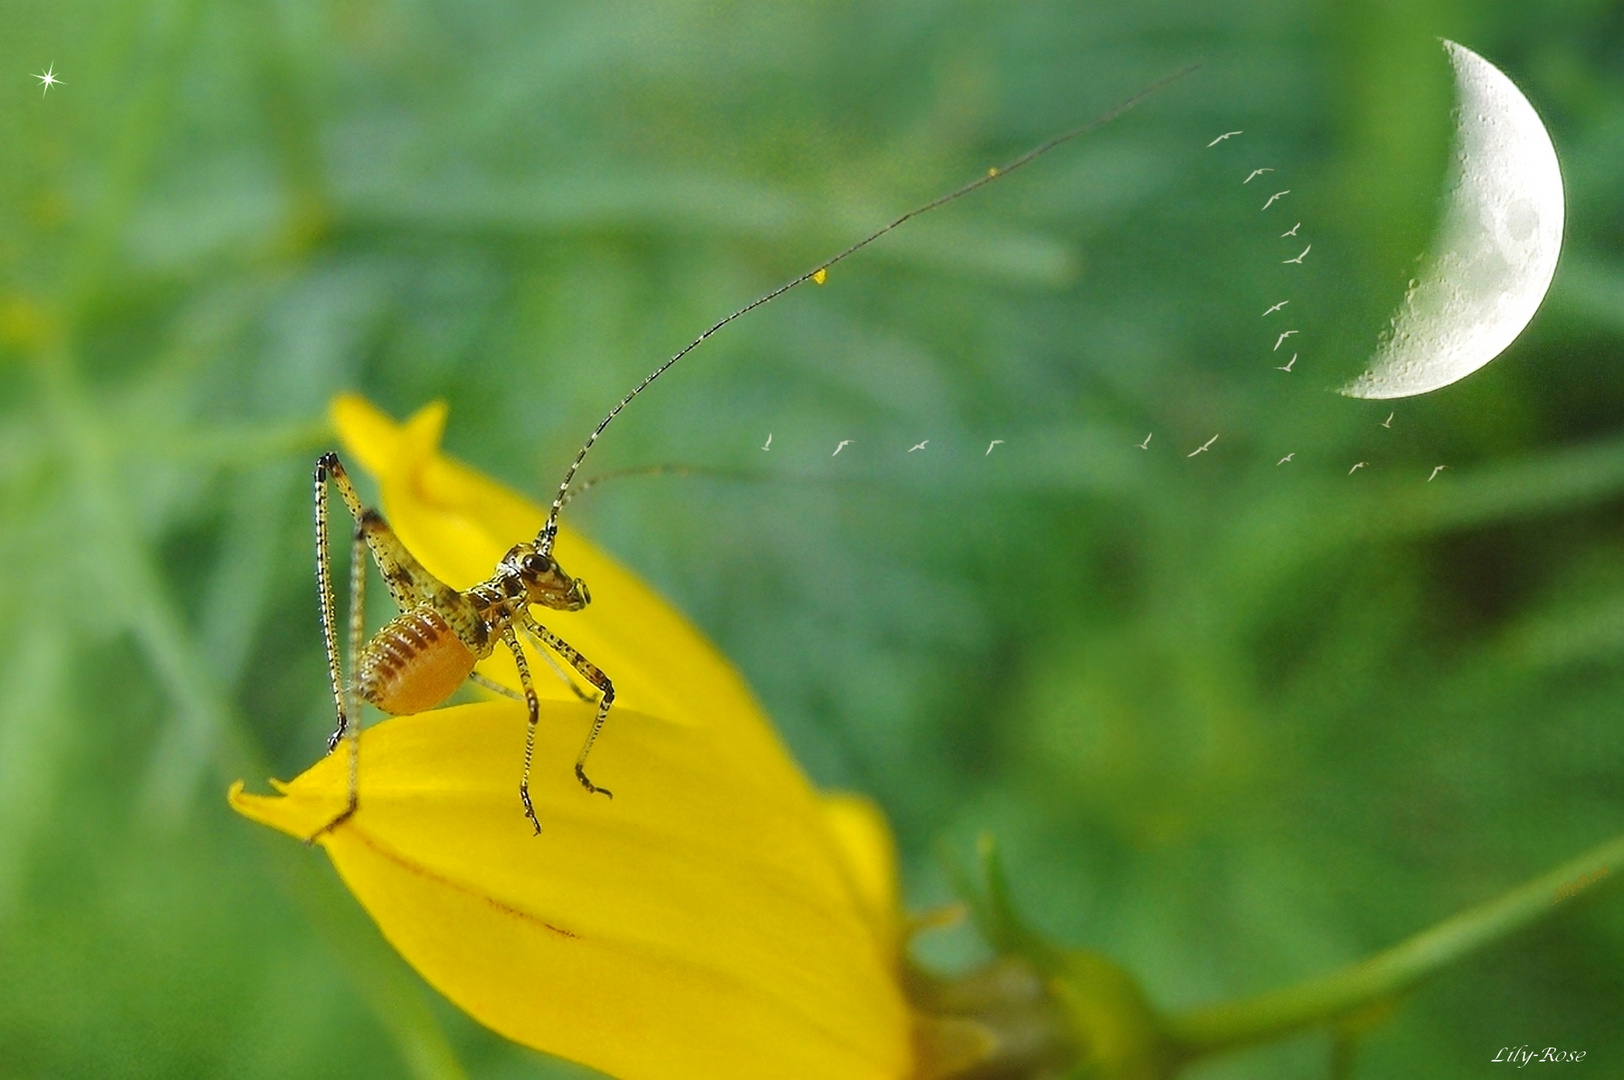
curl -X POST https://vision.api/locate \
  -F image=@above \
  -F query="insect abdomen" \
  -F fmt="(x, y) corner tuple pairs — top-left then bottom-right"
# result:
(354, 606), (477, 715)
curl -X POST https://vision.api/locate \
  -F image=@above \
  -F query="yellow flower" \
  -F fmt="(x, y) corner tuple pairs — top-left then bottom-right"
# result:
(231, 396), (912, 1080)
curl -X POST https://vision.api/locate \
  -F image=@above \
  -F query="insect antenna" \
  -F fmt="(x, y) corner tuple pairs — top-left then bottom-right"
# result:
(559, 464), (722, 510)
(536, 62), (1199, 552)
(563, 460), (941, 518)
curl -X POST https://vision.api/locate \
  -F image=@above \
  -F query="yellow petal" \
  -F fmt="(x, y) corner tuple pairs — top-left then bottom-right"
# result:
(241, 396), (912, 1079)
(820, 793), (901, 961)
(234, 703), (908, 1080)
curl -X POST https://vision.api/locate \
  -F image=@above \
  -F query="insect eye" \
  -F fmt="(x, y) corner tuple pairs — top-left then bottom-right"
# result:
(523, 553), (552, 575)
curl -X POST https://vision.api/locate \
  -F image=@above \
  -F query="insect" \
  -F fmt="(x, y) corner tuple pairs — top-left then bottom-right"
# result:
(311, 64), (1197, 837)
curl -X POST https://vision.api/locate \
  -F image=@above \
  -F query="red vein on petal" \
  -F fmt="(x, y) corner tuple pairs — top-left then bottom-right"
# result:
(341, 825), (580, 939)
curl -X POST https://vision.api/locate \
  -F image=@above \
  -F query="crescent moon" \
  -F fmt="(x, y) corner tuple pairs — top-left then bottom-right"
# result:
(1340, 40), (1564, 400)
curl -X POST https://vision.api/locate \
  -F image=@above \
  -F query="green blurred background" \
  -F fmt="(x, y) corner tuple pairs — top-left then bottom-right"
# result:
(2, 1), (1622, 1077)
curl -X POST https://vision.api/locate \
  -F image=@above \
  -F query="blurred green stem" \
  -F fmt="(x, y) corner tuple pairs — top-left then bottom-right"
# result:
(1161, 830), (1624, 1061)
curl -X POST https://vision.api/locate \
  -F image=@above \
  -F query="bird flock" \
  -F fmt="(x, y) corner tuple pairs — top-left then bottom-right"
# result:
(746, 128), (1445, 484)
(1133, 130), (1445, 482)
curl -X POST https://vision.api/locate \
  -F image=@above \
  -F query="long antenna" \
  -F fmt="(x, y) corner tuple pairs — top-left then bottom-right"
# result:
(559, 464), (716, 509)
(537, 62), (1200, 551)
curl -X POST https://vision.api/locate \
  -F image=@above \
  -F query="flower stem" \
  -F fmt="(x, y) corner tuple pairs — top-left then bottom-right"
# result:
(1160, 830), (1624, 1060)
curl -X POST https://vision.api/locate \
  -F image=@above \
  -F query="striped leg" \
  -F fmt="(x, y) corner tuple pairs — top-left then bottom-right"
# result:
(502, 629), (545, 834)
(522, 613), (615, 799)
(312, 452), (368, 836)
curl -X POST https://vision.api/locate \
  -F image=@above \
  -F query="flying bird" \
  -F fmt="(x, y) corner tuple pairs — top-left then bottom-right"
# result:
(761, 433), (772, 451)
(1274, 330), (1298, 351)
(1207, 131), (1243, 147)
(985, 440), (1004, 456)
(1428, 465), (1448, 482)
(1348, 461), (1368, 475)
(1137, 433), (1152, 450)
(1244, 168), (1273, 184)
(908, 440), (929, 453)
(1380, 412), (1394, 429)
(1276, 353), (1296, 372)
(1262, 301), (1289, 317)
(832, 440), (852, 456)
(1283, 244), (1311, 265)
(1277, 453), (1294, 465)
(1262, 189), (1290, 210)
(1188, 434), (1219, 457)
(1281, 222), (1301, 237)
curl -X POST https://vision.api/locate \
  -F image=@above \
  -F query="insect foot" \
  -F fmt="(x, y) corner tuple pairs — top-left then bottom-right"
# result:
(577, 763), (614, 800)
(520, 781), (541, 835)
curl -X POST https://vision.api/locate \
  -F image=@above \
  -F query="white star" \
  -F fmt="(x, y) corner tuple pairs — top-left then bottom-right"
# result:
(33, 63), (62, 95)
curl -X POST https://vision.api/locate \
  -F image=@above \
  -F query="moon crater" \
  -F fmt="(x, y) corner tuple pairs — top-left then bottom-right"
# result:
(1341, 40), (1564, 401)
